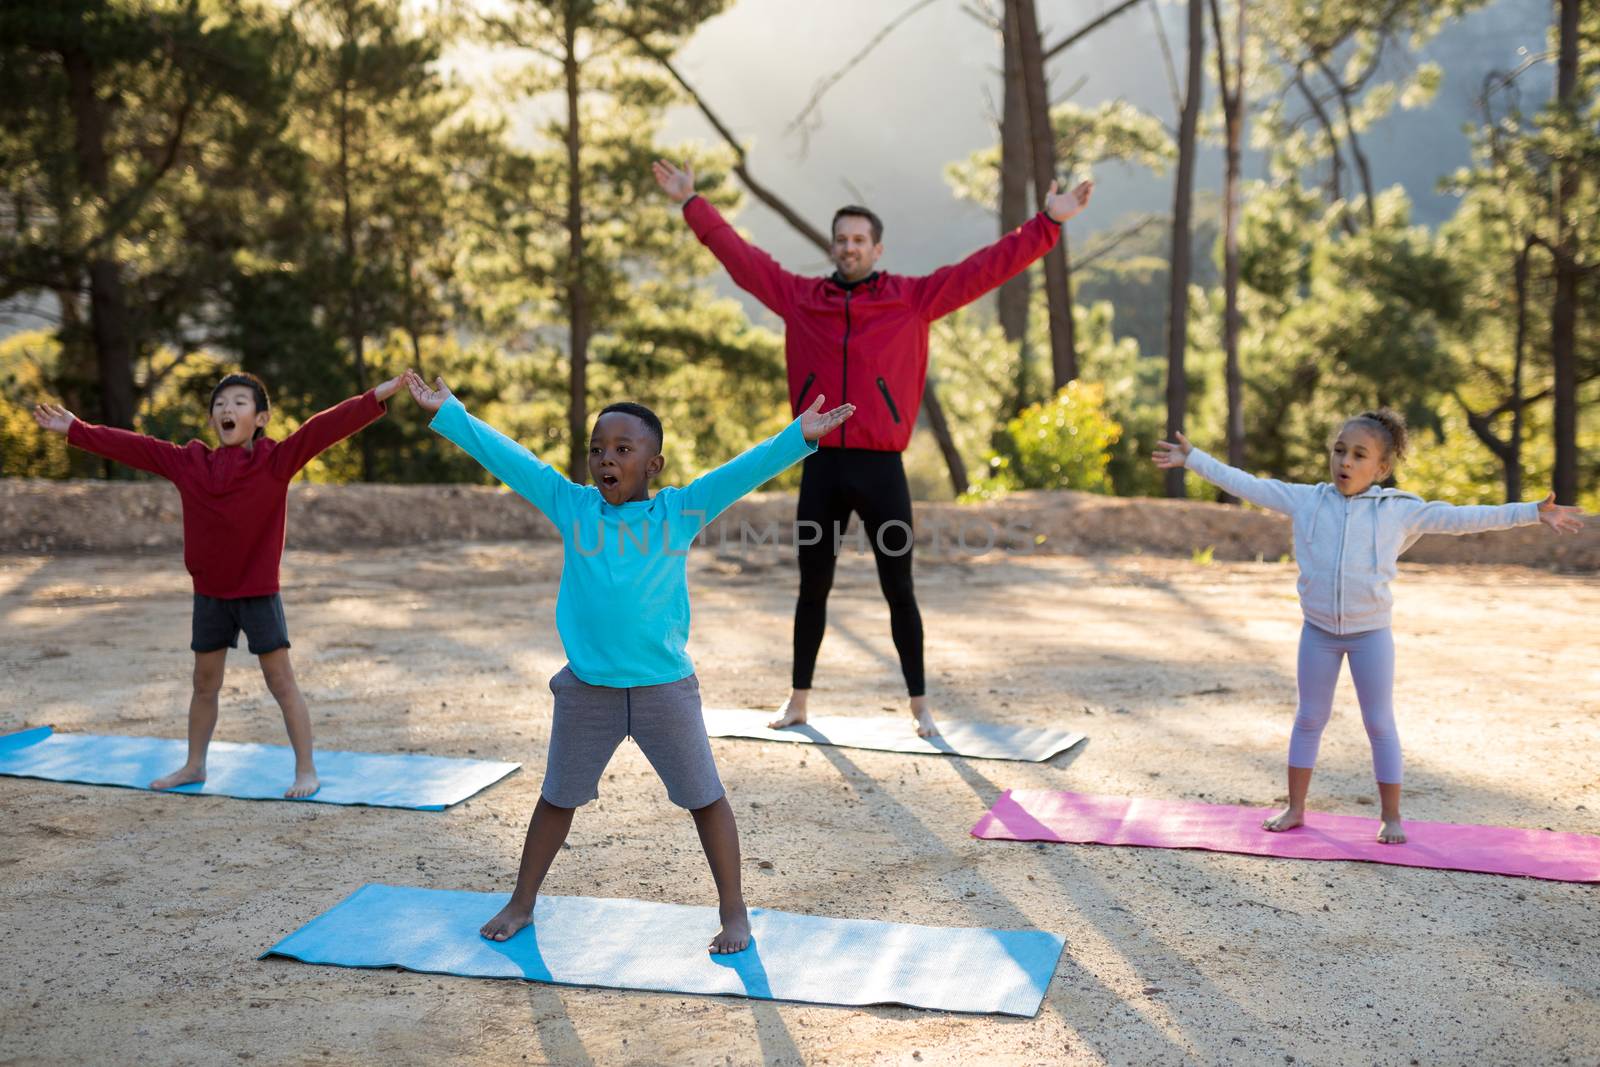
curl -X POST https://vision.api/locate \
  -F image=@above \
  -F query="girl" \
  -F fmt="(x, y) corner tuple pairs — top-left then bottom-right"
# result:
(1153, 410), (1584, 843)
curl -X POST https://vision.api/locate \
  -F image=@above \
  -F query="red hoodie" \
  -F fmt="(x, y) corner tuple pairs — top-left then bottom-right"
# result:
(684, 196), (1062, 452)
(66, 391), (386, 599)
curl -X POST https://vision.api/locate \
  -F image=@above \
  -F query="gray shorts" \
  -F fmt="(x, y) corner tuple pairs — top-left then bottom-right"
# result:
(191, 593), (290, 655)
(541, 667), (724, 811)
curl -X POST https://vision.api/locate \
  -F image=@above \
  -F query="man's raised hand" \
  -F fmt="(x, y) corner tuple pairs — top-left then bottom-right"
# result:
(1044, 179), (1094, 224)
(32, 403), (76, 435)
(404, 371), (453, 414)
(652, 160), (695, 205)
(799, 394), (854, 443)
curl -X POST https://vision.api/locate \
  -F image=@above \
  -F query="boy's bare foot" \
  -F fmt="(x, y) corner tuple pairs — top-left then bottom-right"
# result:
(480, 900), (535, 941)
(150, 764), (206, 790)
(1262, 807), (1304, 832)
(1377, 817), (1406, 844)
(709, 903), (751, 954)
(767, 693), (808, 730)
(284, 770), (320, 799)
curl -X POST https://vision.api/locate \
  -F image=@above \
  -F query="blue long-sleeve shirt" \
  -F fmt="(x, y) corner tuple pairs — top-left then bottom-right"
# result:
(430, 397), (816, 687)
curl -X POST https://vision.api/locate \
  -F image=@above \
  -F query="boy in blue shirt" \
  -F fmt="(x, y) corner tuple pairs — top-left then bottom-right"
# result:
(405, 371), (853, 953)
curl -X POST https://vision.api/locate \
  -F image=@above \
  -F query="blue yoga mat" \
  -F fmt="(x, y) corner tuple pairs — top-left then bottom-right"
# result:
(0, 726), (518, 810)
(265, 884), (1065, 1016)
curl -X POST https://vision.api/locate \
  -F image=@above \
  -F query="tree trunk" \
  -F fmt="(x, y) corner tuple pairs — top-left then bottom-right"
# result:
(563, 9), (591, 485)
(61, 47), (136, 434)
(1508, 240), (1528, 502)
(1212, 0), (1246, 499)
(1164, 0), (1204, 498)
(921, 384), (968, 497)
(336, 18), (373, 482)
(998, 0), (1033, 414)
(1011, 0), (1077, 388)
(1550, 0), (1579, 504)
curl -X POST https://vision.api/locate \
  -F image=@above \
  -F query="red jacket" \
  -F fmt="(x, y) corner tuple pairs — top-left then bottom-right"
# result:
(66, 391), (386, 599)
(684, 196), (1062, 451)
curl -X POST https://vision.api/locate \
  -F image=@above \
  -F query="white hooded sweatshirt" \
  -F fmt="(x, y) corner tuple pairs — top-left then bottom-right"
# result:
(1184, 448), (1540, 635)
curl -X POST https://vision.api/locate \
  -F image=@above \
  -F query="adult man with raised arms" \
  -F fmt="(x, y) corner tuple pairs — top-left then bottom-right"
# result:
(654, 160), (1091, 737)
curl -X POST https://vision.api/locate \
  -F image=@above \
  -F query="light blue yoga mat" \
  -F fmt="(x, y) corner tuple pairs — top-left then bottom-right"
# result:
(265, 884), (1065, 1016)
(0, 726), (518, 810)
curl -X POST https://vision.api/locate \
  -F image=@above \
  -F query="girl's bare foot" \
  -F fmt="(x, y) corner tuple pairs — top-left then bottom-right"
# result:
(480, 900), (535, 941)
(284, 770), (320, 799)
(767, 693), (808, 730)
(1262, 807), (1304, 832)
(150, 763), (206, 790)
(1377, 817), (1406, 844)
(709, 903), (751, 954)
(909, 696), (939, 738)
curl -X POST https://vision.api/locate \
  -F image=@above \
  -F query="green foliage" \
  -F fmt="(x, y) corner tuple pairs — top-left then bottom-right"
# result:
(946, 100), (1172, 211)
(963, 380), (1121, 500)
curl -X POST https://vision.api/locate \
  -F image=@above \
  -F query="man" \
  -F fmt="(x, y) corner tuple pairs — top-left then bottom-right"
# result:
(654, 159), (1091, 737)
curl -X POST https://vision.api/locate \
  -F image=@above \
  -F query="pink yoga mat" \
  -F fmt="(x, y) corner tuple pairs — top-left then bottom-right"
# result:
(971, 789), (1600, 883)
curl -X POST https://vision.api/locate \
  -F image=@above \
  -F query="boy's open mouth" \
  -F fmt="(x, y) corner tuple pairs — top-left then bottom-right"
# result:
(601, 473), (619, 488)
(220, 416), (237, 432)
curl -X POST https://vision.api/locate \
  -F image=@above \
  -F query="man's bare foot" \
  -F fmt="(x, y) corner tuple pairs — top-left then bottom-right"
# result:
(284, 770), (320, 799)
(480, 900), (535, 941)
(709, 903), (751, 954)
(1262, 807), (1304, 832)
(150, 764), (206, 790)
(767, 694), (808, 730)
(1377, 817), (1406, 844)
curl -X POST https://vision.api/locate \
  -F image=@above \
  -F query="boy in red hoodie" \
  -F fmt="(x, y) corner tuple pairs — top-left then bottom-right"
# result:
(33, 371), (401, 797)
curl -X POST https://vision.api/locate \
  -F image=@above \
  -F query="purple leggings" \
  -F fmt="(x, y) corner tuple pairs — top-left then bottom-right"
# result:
(1289, 622), (1402, 785)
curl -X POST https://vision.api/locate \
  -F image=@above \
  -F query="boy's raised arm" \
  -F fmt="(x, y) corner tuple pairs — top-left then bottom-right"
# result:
(677, 396), (853, 526)
(37, 402), (188, 480)
(271, 375), (400, 477)
(908, 180), (1092, 321)
(409, 372), (583, 526)
(655, 160), (800, 318)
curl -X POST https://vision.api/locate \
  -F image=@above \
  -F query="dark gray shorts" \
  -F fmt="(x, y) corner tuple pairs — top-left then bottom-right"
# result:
(191, 593), (291, 655)
(541, 667), (724, 811)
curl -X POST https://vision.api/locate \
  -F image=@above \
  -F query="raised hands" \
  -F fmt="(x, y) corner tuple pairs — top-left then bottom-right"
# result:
(1044, 179), (1094, 224)
(403, 370), (454, 414)
(652, 160), (696, 205)
(799, 394), (854, 443)
(1536, 493), (1586, 534)
(32, 403), (77, 435)
(1151, 431), (1193, 470)
(374, 373), (407, 402)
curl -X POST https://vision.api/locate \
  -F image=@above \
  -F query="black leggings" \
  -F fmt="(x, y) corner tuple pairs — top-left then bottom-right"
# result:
(792, 448), (925, 697)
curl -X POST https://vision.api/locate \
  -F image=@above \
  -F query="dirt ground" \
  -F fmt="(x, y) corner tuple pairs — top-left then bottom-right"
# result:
(2, 533), (1598, 1066)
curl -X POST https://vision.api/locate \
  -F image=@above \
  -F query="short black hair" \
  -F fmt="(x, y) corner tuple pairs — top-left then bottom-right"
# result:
(596, 401), (663, 454)
(832, 205), (883, 244)
(210, 372), (272, 440)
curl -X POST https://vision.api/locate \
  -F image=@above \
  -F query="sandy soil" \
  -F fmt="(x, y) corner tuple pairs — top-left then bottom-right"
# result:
(2, 538), (1598, 1066)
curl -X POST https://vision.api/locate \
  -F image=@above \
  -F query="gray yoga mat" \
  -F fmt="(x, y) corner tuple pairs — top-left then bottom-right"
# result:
(264, 884), (1065, 1016)
(701, 708), (1086, 762)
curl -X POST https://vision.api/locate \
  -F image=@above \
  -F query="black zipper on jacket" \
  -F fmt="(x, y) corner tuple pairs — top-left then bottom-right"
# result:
(840, 290), (853, 446)
(796, 371), (816, 411)
(876, 376), (901, 423)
